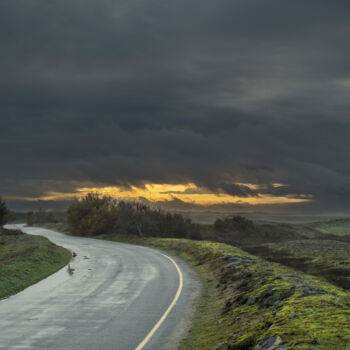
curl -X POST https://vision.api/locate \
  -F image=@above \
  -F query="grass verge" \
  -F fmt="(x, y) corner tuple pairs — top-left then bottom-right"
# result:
(0, 228), (71, 299)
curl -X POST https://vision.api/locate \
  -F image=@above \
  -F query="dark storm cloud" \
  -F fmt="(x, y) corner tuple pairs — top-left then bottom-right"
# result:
(1, 0), (350, 211)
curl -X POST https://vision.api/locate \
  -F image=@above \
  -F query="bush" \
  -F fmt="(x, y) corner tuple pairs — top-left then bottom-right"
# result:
(67, 194), (118, 235)
(0, 197), (10, 227)
(214, 215), (254, 233)
(66, 193), (201, 239)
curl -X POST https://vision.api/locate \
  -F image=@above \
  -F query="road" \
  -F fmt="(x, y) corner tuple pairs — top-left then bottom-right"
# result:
(0, 225), (200, 350)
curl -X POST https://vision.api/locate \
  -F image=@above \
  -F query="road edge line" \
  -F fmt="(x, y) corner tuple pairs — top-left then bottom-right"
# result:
(135, 253), (184, 350)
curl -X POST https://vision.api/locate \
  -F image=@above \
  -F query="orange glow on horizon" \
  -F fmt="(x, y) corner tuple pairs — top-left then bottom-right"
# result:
(7, 182), (313, 206)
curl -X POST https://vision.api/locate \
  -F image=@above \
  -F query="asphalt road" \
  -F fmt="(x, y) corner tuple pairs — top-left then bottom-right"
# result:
(0, 224), (200, 350)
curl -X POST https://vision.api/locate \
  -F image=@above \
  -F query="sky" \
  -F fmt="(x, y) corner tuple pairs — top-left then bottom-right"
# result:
(1, 0), (350, 212)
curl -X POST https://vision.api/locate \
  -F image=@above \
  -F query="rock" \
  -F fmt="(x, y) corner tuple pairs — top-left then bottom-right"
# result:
(272, 301), (281, 312)
(212, 342), (228, 350)
(260, 287), (274, 299)
(226, 262), (238, 269)
(264, 295), (280, 307)
(222, 255), (241, 262)
(246, 296), (256, 306)
(301, 288), (329, 297)
(67, 264), (75, 275)
(291, 312), (298, 320)
(279, 287), (295, 300)
(256, 335), (282, 350)
(242, 256), (255, 261)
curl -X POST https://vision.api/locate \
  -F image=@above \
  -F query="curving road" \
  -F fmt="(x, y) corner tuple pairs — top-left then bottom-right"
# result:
(0, 225), (200, 350)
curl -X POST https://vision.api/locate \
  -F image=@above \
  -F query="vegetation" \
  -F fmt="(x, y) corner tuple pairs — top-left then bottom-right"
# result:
(0, 197), (10, 227)
(84, 234), (350, 350)
(211, 216), (307, 246)
(66, 193), (201, 239)
(27, 203), (350, 348)
(214, 215), (254, 233)
(0, 227), (71, 299)
(26, 209), (58, 226)
(32, 203), (350, 292)
(245, 239), (350, 290)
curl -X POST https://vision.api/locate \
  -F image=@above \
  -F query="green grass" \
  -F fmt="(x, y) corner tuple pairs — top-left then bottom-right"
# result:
(0, 228), (71, 299)
(309, 219), (350, 237)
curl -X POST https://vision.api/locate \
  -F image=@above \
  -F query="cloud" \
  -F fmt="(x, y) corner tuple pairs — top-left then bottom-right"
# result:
(1, 0), (350, 211)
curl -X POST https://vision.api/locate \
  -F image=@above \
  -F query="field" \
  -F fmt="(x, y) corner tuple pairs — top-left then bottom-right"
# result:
(0, 228), (71, 299)
(195, 215), (350, 291)
(180, 211), (347, 225)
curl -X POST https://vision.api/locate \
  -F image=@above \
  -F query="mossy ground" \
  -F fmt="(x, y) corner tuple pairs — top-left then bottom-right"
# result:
(97, 235), (350, 350)
(0, 228), (71, 299)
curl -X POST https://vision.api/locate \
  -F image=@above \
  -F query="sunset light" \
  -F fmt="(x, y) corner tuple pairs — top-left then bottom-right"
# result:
(13, 183), (312, 206)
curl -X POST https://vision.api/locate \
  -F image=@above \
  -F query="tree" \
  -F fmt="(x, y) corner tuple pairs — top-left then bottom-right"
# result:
(0, 197), (9, 227)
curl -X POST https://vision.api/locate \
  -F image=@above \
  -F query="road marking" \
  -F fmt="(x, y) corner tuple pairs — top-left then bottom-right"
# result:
(135, 253), (184, 350)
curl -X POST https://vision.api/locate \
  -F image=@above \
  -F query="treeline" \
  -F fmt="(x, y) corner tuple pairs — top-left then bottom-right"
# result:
(21, 194), (256, 241)
(67, 193), (201, 239)
(26, 209), (58, 226)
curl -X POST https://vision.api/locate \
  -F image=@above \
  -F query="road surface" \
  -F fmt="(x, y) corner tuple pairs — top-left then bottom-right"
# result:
(0, 224), (200, 350)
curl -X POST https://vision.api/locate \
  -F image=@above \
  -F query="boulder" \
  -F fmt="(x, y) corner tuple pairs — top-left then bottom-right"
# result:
(264, 295), (280, 307)
(256, 335), (282, 350)
(212, 342), (228, 350)
(246, 296), (256, 306)
(226, 262), (238, 269)
(301, 288), (329, 297)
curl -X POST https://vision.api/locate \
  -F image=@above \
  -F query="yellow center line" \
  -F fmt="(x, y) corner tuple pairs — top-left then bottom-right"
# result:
(134, 253), (184, 350)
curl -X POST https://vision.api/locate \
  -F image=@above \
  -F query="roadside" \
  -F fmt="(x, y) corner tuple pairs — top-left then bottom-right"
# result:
(0, 226), (71, 299)
(40, 223), (350, 349)
(1, 224), (200, 350)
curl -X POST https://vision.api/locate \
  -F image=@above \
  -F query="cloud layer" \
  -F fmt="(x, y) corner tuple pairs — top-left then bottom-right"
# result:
(1, 0), (350, 211)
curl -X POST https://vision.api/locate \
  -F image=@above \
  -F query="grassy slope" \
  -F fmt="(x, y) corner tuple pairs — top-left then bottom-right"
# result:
(97, 234), (350, 350)
(242, 220), (350, 290)
(0, 228), (71, 299)
(309, 218), (350, 237)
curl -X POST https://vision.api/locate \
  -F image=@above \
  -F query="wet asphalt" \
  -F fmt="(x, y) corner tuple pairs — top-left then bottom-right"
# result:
(0, 225), (200, 350)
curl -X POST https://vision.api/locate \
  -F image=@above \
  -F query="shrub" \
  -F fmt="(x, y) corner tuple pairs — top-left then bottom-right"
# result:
(0, 197), (10, 227)
(66, 193), (201, 239)
(214, 215), (254, 233)
(67, 194), (117, 235)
